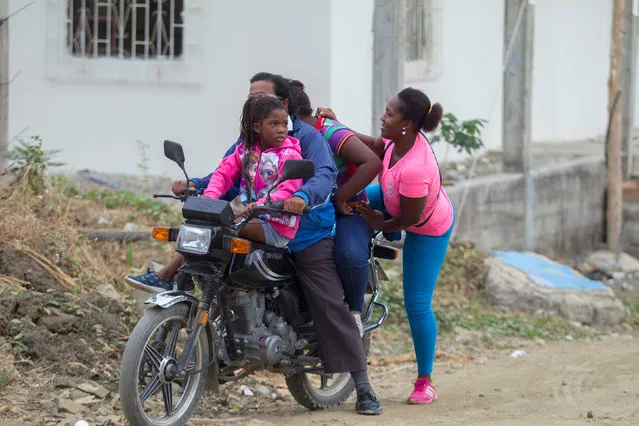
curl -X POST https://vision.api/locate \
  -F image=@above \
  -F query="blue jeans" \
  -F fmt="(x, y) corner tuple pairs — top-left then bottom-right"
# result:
(335, 213), (372, 312)
(366, 184), (455, 375)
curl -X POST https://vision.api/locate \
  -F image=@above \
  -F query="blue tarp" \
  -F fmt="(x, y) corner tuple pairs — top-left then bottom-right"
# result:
(492, 251), (608, 292)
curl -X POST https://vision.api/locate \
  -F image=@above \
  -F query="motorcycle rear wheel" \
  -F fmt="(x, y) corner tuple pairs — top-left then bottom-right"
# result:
(285, 319), (372, 410)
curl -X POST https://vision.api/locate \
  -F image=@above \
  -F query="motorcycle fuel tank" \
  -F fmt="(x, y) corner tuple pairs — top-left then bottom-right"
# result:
(227, 247), (296, 289)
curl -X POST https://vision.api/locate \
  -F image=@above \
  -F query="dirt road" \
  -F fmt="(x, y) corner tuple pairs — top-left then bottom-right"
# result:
(191, 336), (639, 426)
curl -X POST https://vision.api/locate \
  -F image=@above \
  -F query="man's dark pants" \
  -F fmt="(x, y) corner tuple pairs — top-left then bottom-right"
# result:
(293, 237), (367, 373)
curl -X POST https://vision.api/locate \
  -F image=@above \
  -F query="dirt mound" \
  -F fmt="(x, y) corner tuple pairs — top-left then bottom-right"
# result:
(0, 239), (132, 381)
(0, 275), (137, 424)
(0, 245), (62, 293)
(0, 289), (126, 369)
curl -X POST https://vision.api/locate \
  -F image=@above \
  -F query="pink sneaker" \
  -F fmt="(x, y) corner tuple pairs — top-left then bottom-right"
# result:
(407, 377), (437, 405)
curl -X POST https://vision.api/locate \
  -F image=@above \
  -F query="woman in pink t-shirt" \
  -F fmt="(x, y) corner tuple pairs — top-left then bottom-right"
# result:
(319, 87), (455, 406)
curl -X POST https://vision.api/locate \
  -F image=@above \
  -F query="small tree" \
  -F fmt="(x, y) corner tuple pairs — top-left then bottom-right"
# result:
(430, 113), (487, 155)
(6, 136), (63, 193)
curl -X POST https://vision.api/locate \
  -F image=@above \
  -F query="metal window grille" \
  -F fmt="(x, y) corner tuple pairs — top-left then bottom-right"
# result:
(66, 0), (184, 59)
(406, 0), (433, 62)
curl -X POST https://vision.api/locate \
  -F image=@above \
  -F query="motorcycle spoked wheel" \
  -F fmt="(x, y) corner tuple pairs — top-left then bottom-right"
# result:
(119, 303), (210, 426)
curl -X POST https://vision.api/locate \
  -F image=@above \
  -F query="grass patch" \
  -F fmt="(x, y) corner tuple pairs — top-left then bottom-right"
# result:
(624, 300), (639, 327)
(375, 244), (601, 355)
(435, 298), (600, 340)
(1, 175), (178, 292)
(77, 188), (181, 225)
(52, 176), (182, 226)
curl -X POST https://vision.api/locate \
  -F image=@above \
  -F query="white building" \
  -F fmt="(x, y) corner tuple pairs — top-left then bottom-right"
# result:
(6, 0), (634, 178)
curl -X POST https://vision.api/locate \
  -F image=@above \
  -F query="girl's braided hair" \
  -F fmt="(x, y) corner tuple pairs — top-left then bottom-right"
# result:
(239, 94), (287, 150)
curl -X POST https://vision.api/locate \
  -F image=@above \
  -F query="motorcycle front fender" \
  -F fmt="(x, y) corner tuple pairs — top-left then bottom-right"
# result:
(144, 291), (220, 394)
(144, 290), (199, 309)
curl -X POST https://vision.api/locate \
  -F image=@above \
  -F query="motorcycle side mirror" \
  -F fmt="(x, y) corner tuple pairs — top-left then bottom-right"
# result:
(163, 140), (190, 183)
(164, 140), (185, 166)
(279, 159), (315, 182)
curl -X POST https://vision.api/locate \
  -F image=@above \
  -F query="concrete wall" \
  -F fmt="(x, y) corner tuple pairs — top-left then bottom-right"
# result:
(448, 157), (607, 257)
(622, 201), (639, 258)
(8, 0), (333, 179)
(336, 0), (639, 163)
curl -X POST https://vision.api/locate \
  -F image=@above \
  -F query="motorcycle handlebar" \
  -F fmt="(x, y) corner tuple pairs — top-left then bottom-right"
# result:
(233, 201), (312, 222)
(266, 200), (312, 215)
(153, 193), (184, 201)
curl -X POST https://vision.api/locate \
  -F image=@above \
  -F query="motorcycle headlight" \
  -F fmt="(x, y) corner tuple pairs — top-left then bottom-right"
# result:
(176, 225), (212, 255)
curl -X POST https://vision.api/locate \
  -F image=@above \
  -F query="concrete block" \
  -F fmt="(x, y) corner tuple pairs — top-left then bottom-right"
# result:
(485, 251), (626, 326)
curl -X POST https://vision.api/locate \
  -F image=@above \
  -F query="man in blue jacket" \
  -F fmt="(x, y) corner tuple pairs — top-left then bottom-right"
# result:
(127, 73), (383, 415)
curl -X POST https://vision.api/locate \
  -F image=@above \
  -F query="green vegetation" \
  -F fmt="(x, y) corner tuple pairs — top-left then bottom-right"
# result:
(624, 300), (639, 327)
(6, 136), (64, 193)
(377, 246), (603, 344)
(430, 113), (487, 155)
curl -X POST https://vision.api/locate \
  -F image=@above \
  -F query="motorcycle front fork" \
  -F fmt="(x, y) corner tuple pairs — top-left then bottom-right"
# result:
(173, 273), (219, 376)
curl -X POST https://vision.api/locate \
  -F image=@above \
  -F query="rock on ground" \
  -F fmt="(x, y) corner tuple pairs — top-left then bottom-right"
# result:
(484, 251), (626, 326)
(579, 250), (639, 274)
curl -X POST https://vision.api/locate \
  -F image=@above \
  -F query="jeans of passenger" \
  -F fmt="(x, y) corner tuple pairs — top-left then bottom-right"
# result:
(366, 184), (455, 375)
(335, 213), (373, 312)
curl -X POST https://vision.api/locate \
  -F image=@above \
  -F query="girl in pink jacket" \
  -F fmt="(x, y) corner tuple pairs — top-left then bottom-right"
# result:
(204, 94), (304, 247)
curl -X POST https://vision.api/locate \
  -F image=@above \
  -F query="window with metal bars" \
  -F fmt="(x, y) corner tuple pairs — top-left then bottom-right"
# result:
(405, 0), (433, 63)
(404, 0), (442, 82)
(66, 0), (184, 59)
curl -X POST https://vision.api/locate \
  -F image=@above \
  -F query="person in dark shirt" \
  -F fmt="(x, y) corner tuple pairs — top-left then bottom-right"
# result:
(288, 80), (382, 336)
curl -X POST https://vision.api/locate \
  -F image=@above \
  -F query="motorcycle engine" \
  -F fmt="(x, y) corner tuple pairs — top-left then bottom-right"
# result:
(221, 290), (297, 365)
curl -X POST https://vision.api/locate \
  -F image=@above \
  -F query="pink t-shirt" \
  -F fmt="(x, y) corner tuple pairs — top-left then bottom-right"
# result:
(379, 134), (454, 236)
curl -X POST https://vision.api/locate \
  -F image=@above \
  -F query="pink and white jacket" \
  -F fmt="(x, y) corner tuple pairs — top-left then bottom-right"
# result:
(203, 136), (304, 240)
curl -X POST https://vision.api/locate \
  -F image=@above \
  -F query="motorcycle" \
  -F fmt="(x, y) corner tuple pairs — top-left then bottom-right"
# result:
(119, 140), (397, 425)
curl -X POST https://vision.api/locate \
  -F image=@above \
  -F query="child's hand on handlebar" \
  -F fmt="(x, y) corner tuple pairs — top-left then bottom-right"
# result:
(242, 202), (259, 219)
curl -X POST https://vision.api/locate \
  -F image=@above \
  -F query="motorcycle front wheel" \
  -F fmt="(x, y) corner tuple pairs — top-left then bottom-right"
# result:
(119, 303), (210, 426)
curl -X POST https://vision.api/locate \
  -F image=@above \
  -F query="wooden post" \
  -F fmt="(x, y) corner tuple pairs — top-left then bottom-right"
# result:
(608, 0), (626, 252)
(621, 0), (637, 179)
(0, 1), (9, 174)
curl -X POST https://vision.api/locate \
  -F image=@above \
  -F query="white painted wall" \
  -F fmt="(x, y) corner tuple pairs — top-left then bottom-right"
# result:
(408, 0), (505, 162)
(8, 0), (332, 178)
(8, 0), (639, 178)
(325, 0), (505, 163)
(329, 0), (374, 136)
(531, 0), (613, 143)
(331, 0), (637, 163)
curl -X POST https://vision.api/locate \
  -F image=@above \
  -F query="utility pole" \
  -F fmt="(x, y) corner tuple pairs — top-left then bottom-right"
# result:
(372, 0), (405, 134)
(0, 0), (9, 174)
(608, 0), (626, 252)
(502, 0), (535, 250)
(622, 0), (638, 179)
